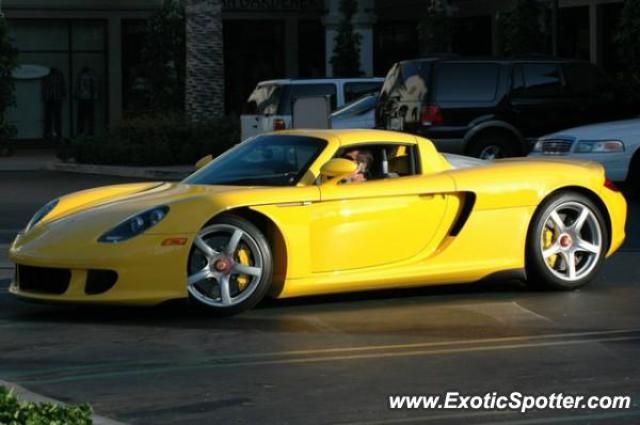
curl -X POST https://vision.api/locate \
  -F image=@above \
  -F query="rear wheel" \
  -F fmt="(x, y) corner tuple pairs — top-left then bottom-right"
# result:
(526, 192), (608, 290)
(187, 215), (273, 316)
(467, 132), (520, 159)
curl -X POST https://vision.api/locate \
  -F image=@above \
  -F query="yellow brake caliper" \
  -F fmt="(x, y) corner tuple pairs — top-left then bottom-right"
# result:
(543, 227), (558, 268)
(236, 246), (251, 291)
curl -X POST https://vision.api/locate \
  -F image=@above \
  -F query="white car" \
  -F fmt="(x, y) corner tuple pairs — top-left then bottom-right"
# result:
(329, 93), (378, 129)
(529, 119), (640, 188)
(241, 78), (383, 140)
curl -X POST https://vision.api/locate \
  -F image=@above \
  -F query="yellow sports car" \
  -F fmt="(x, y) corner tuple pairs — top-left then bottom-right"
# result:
(9, 129), (627, 315)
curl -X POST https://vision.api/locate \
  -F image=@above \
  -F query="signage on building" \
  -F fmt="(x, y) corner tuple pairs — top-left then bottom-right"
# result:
(223, 0), (323, 11)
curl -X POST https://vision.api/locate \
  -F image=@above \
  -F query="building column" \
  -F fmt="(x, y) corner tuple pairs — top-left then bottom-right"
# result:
(107, 16), (122, 128)
(285, 17), (299, 77)
(353, 3), (376, 77)
(589, 2), (602, 65)
(323, 0), (376, 77)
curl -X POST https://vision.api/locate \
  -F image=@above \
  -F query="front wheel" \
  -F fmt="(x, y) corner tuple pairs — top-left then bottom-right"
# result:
(187, 215), (273, 316)
(526, 192), (608, 290)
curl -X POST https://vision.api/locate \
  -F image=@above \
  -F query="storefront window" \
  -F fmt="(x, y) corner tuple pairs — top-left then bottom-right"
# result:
(6, 20), (107, 142)
(122, 20), (151, 114)
(374, 21), (418, 76)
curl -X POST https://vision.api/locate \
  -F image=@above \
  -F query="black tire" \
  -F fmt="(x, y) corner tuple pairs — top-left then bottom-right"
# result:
(625, 151), (640, 200)
(525, 192), (608, 290)
(467, 132), (520, 159)
(187, 214), (273, 316)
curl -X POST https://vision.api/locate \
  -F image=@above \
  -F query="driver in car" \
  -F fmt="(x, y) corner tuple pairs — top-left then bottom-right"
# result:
(342, 149), (373, 183)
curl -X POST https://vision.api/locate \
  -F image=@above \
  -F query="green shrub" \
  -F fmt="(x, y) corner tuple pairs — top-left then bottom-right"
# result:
(0, 386), (93, 425)
(61, 113), (240, 166)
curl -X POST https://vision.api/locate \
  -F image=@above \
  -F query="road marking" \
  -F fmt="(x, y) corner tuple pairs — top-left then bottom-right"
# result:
(12, 330), (640, 386)
(5, 328), (640, 381)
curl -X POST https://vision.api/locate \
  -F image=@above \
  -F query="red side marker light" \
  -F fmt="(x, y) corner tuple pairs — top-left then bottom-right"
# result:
(161, 238), (188, 246)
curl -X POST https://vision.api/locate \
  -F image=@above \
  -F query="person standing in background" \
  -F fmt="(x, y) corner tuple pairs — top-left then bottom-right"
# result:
(76, 66), (98, 136)
(41, 67), (66, 142)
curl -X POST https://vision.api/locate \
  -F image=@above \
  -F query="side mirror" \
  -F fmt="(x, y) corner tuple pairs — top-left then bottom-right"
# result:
(195, 155), (213, 170)
(320, 158), (357, 182)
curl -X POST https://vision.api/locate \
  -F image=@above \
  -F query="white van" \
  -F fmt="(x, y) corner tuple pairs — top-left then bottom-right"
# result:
(240, 78), (383, 140)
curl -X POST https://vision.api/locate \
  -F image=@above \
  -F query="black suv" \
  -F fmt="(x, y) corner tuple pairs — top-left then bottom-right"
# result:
(376, 57), (634, 159)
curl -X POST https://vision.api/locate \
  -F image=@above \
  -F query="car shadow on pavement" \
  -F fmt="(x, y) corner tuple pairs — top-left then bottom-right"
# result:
(0, 276), (554, 330)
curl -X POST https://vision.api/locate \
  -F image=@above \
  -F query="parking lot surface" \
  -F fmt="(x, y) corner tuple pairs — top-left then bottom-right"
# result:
(1, 171), (640, 425)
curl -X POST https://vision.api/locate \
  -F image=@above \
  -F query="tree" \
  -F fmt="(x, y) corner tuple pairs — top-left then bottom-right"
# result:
(498, 0), (548, 56)
(330, 0), (363, 77)
(615, 0), (640, 95)
(0, 16), (18, 146)
(185, 0), (225, 122)
(140, 0), (186, 112)
(417, 0), (451, 56)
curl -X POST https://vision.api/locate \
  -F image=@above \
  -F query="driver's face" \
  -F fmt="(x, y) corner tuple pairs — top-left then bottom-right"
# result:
(343, 150), (360, 161)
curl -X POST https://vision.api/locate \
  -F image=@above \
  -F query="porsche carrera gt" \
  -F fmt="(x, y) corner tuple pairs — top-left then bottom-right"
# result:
(9, 129), (627, 315)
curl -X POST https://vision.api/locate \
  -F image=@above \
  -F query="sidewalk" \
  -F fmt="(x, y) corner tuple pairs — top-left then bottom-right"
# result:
(0, 149), (194, 180)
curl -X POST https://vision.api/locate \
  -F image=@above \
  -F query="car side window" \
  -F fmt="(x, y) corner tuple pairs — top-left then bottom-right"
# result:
(334, 143), (419, 183)
(512, 63), (567, 98)
(279, 84), (337, 114)
(435, 63), (500, 102)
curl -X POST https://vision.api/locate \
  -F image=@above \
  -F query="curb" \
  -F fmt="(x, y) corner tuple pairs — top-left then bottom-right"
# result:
(0, 380), (128, 425)
(45, 161), (192, 180)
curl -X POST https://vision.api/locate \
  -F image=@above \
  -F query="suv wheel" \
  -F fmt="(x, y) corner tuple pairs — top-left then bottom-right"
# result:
(468, 133), (519, 159)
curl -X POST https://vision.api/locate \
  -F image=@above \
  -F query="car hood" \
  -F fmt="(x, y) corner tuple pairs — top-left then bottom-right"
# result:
(21, 182), (316, 244)
(544, 118), (640, 141)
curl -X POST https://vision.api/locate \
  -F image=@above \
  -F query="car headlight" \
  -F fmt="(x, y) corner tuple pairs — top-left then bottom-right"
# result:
(575, 140), (624, 154)
(98, 206), (169, 243)
(25, 198), (59, 232)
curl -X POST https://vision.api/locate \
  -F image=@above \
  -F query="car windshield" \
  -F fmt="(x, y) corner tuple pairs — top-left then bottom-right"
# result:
(332, 93), (378, 118)
(184, 135), (327, 187)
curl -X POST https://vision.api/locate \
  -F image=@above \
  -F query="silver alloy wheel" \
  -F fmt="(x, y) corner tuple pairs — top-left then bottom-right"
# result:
(479, 144), (503, 160)
(539, 201), (603, 282)
(187, 224), (263, 308)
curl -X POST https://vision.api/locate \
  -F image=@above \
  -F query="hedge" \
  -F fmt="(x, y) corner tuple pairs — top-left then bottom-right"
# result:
(0, 386), (93, 425)
(59, 113), (240, 166)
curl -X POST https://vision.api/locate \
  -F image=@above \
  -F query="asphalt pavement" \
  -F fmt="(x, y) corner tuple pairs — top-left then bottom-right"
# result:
(1, 171), (640, 425)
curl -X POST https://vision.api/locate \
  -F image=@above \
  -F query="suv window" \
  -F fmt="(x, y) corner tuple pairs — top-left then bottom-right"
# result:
(564, 62), (611, 96)
(278, 84), (337, 114)
(512, 63), (567, 98)
(435, 63), (499, 102)
(344, 82), (383, 103)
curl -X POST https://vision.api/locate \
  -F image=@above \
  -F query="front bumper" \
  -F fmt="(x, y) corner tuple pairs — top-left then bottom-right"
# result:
(9, 233), (193, 305)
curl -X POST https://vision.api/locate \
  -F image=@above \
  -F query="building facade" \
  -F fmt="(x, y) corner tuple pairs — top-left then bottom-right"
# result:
(1, 0), (625, 143)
